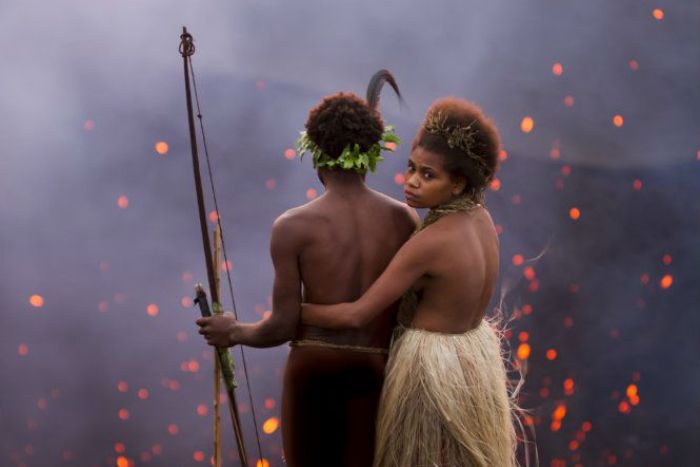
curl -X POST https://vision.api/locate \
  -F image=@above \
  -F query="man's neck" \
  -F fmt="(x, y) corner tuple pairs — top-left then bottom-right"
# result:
(319, 169), (368, 194)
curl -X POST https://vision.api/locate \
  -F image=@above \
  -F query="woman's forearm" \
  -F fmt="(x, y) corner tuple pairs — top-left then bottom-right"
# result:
(302, 302), (364, 330)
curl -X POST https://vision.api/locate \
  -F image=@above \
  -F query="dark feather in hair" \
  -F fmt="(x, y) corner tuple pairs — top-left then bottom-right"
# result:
(366, 69), (402, 111)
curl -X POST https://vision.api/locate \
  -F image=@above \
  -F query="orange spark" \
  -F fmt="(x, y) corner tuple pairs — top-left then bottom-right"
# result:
(146, 304), (159, 317)
(264, 398), (276, 410)
(512, 254), (524, 266)
(176, 331), (188, 342)
(522, 304), (533, 315)
(187, 359), (200, 372)
(256, 459), (270, 467)
(546, 349), (557, 360)
(18, 343), (29, 356)
(582, 421), (592, 432)
(652, 8), (664, 20)
(284, 148), (296, 160)
(116, 456), (129, 467)
(660, 274), (673, 289)
(523, 266), (536, 280)
(83, 119), (95, 131)
(626, 384), (638, 398)
(520, 116), (535, 133)
(553, 403), (567, 420)
(263, 417), (280, 434)
(222, 260), (233, 272)
(181, 297), (193, 308)
(564, 317), (574, 328)
(518, 331), (529, 342)
(138, 389), (149, 400)
(196, 404), (208, 416)
(564, 378), (575, 395)
(539, 387), (550, 398)
(154, 141), (169, 155)
(516, 343), (531, 360)
(662, 254), (672, 265)
(499, 150), (508, 161)
(306, 188), (318, 200)
(265, 178), (276, 190)
(98, 301), (109, 312)
(489, 178), (501, 191)
(117, 195), (129, 209)
(394, 173), (405, 185)
(613, 115), (624, 127)
(114, 443), (126, 453)
(208, 210), (218, 223)
(550, 420), (562, 432)
(552, 63), (563, 76)
(569, 440), (579, 451)
(118, 408), (130, 420)
(193, 450), (205, 462)
(29, 294), (44, 308)
(618, 400), (631, 413)
(629, 60), (639, 71)
(550, 146), (561, 160)
(629, 394), (641, 406)
(168, 424), (179, 435)
(633, 179), (642, 190)
(561, 165), (571, 176)
(564, 96), (575, 107)
(569, 207), (581, 220)
(117, 381), (128, 392)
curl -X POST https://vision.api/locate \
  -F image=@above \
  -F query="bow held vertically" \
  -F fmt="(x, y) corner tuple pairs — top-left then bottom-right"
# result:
(178, 26), (263, 467)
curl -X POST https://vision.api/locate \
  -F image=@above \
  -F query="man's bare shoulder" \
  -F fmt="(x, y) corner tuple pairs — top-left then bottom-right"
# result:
(271, 200), (326, 243)
(368, 189), (420, 230)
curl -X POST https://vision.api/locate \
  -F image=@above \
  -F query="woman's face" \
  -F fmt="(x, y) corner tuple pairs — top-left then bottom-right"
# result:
(403, 146), (466, 208)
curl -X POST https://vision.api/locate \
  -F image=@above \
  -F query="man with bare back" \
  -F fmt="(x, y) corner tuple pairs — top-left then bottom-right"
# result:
(196, 88), (416, 467)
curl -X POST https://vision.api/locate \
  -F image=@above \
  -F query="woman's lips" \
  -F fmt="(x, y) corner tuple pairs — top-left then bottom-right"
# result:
(404, 190), (419, 201)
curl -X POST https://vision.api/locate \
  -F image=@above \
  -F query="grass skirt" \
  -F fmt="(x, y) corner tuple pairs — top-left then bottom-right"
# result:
(374, 320), (517, 467)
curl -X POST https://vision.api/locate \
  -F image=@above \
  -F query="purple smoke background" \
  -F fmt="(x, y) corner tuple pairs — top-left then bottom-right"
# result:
(1, 0), (699, 466)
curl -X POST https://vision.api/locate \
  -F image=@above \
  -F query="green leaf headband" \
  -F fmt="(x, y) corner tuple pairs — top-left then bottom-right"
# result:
(295, 126), (400, 174)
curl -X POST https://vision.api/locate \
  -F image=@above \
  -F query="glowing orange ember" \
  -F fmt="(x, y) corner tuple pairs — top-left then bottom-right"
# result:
(263, 417), (280, 434)
(553, 404), (567, 420)
(181, 297), (193, 307)
(83, 119), (95, 131)
(116, 456), (129, 467)
(208, 210), (218, 223)
(550, 147), (560, 160)
(265, 178), (276, 190)
(118, 409), (130, 420)
(522, 304), (533, 315)
(29, 294), (44, 308)
(168, 423), (179, 435)
(499, 150), (508, 161)
(114, 443), (126, 453)
(569, 207), (581, 220)
(223, 260), (233, 272)
(552, 63), (563, 76)
(146, 304), (159, 317)
(626, 384), (638, 398)
(561, 165), (571, 176)
(18, 344), (29, 356)
(520, 116), (535, 133)
(564, 96), (575, 107)
(117, 381), (128, 392)
(523, 266), (536, 280)
(196, 404), (208, 416)
(629, 394), (640, 406)
(256, 459), (270, 467)
(518, 331), (529, 342)
(652, 8), (664, 20)
(618, 400), (631, 413)
(564, 378), (575, 395)
(629, 60), (639, 71)
(98, 301), (109, 312)
(512, 254), (524, 266)
(264, 398), (276, 410)
(117, 195), (129, 209)
(193, 450), (205, 462)
(546, 349), (557, 360)
(187, 359), (200, 372)
(632, 179), (642, 190)
(516, 343), (531, 360)
(155, 141), (169, 155)
(660, 274), (673, 289)
(489, 178), (501, 191)
(550, 420), (562, 432)
(582, 421), (592, 432)
(138, 389), (149, 400)
(284, 148), (296, 160)
(394, 173), (405, 185)
(662, 254), (672, 265)
(306, 188), (318, 200)
(613, 115), (624, 127)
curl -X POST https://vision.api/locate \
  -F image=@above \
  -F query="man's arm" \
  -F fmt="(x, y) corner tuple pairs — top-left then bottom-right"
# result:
(197, 213), (303, 348)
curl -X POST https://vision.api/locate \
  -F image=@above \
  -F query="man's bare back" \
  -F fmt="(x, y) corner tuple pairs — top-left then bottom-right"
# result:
(284, 181), (418, 347)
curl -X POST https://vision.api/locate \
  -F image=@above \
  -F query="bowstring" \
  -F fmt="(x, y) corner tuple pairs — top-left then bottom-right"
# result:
(187, 55), (265, 464)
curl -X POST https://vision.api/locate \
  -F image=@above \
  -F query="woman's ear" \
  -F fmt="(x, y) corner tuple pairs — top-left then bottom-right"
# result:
(451, 175), (467, 196)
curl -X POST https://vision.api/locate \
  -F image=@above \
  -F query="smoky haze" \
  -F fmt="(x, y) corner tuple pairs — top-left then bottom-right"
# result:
(1, 0), (698, 466)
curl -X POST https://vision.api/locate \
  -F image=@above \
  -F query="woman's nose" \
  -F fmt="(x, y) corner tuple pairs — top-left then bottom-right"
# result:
(405, 172), (419, 188)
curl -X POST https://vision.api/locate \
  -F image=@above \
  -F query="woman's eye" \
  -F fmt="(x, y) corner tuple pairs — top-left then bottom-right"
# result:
(407, 165), (415, 173)
(423, 172), (432, 180)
